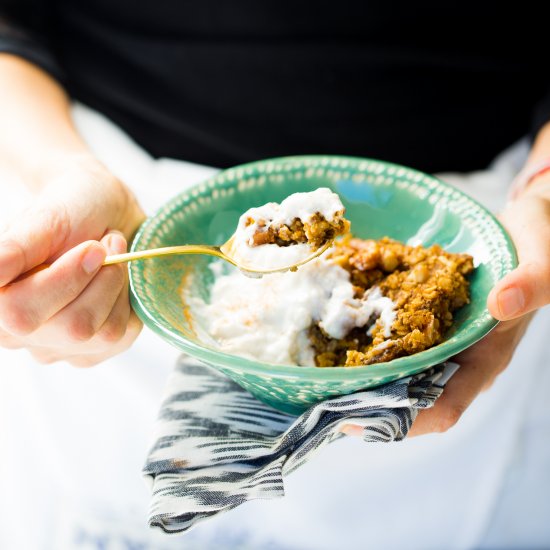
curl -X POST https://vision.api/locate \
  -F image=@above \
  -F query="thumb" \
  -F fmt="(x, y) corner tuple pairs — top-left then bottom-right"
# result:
(488, 197), (550, 320)
(0, 200), (73, 287)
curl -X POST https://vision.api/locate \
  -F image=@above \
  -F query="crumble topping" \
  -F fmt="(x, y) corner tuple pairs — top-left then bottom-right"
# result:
(313, 236), (474, 366)
(192, 234), (473, 368)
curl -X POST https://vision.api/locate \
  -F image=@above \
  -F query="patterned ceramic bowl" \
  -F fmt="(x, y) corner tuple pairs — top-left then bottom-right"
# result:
(129, 156), (516, 415)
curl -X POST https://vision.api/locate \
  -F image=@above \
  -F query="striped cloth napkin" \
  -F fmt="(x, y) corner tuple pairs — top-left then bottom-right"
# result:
(143, 357), (458, 534)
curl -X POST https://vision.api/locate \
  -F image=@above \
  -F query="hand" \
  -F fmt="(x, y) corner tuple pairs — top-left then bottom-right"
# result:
(0, 156), (146, 366)
(339, 313), (532, 438)
(406, 313), (532, 436)
(342, 173), (550, 438)
(409, 175), (550, 435)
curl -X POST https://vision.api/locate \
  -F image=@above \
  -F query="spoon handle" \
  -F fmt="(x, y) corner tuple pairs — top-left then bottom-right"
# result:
(11, 245), (227, 284)
(103, 244), (227, 265)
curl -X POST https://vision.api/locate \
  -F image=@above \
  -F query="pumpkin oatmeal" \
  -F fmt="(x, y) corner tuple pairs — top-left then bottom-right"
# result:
(312, 236), (474, 366)
(194, 231), (473, 368)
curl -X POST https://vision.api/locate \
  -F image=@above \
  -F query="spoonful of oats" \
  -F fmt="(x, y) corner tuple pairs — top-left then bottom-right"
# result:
(104, 187), (350, 276)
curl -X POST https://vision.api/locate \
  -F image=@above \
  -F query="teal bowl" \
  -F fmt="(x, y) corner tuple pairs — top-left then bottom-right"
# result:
(129, 156), (517, 415)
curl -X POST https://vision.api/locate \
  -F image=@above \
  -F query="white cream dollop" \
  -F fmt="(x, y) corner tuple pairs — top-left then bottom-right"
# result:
(231, 188), (345, 270)
(321, 285), (397, 340)
(230, 242), (314, 272)
(190, 256), (396, 366)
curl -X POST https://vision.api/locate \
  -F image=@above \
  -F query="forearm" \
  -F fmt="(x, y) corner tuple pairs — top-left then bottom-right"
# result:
(519, 120), (550, 199)
(0, 54), (96, 189)
(0, 53), (144, 237)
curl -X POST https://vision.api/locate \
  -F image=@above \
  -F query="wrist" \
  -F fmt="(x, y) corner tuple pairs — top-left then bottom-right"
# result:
(509, 121), (550, 201)
(509, 158), (550, 200)
(518, 171), (550, 201)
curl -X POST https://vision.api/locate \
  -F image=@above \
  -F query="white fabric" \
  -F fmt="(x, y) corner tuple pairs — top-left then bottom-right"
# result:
(0, 103), (548, 550)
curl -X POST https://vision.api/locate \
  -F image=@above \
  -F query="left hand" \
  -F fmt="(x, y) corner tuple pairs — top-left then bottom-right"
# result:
(0, 156), (145, 367)
(342, 173), (550, 438)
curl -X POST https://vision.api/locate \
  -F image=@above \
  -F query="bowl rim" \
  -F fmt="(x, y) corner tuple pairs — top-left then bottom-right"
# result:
(129, 154), (517, 380)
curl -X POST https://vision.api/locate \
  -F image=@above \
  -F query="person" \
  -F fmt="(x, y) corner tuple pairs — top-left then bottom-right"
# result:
(1, 2), (549, 548)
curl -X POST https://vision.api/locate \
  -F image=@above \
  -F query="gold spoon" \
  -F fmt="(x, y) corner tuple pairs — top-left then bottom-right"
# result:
(14, 235), (332, 284)
(103, 235), (333, 275)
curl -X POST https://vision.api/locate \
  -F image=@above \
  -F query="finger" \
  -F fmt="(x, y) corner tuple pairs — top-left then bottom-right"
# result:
(340, 424), (364, 437)
(29, 346), (66, 365)
(340, 356), (494, 438)
(67, 311), (142, 368)
(408, 368), (485, 437)
(341, 316), (532, 439)
(0, 240), (106, 336)
(25, 308), (134, 365)
(408, 316), (530, 437)
(95, 267), (132, 344)
(488, 196), (550, 320)
(32, 280), (130, 352)
(22, 294), (143, 367)
(0, 199), (71, 286)
(0, 327), (23, 350)
(33, 232), (127, 344)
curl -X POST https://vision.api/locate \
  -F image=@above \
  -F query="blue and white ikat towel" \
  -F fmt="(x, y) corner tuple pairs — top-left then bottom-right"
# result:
(143, 357), (458, 534)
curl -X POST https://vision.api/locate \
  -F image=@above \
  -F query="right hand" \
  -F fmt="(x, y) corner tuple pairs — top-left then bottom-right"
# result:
(0, 156), (146, 366)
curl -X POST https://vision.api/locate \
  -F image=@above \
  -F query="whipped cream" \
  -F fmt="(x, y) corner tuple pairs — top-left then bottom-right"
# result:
(231, 188), (344, 271)
(230, 242), (314, 272)
(190, 256), (396, 366)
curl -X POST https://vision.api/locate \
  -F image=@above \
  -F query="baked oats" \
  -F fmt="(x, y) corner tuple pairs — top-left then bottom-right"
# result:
(246, 211), (350, 249)
(312, 236), (474, 367)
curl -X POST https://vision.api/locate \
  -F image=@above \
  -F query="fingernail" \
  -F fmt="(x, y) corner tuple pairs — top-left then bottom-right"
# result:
(106, 233), (127, 254)
(340, 424), (364, 437)
(497, 287), (525, 318)
(82, 246), (105, 274)
(0, 247), (17, 286)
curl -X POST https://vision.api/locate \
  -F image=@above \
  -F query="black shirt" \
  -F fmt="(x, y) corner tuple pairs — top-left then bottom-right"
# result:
(1, 1), (549, 172)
